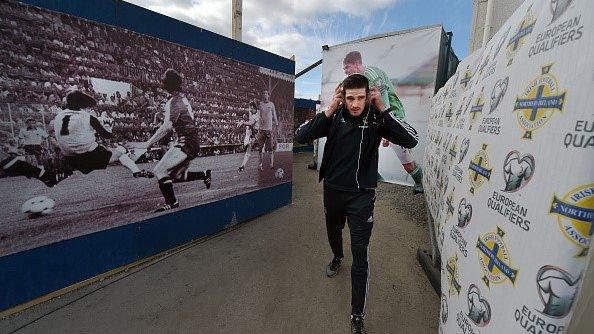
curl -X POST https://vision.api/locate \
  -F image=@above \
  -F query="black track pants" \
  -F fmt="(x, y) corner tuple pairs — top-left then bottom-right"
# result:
(323, 186), (375, 316)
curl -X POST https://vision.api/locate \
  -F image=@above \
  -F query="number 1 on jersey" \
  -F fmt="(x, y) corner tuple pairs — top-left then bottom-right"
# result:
(60, 115), (71, 135)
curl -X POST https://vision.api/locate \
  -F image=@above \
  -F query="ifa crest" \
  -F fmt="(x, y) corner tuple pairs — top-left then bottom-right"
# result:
(469, 88), (485, 130)
(446, 252), (462, 296)
(455, 97), (466, 123)
(445, 103), (454, 127)
(494, 25), (511, 59)
(448, 136), (458, 165)
(503, 151), (535, 192)
(456, 93), (473, 129)
(477, 50), (490, 77)
(446, 187), (456, 221)
(468, 144), (492, 194)
(460, 65), (474, 90)
(507, 5), (537, 66)
(513, 64), (566, 140)
(549, 183), (594, 256)
(477, 226), (519, 287)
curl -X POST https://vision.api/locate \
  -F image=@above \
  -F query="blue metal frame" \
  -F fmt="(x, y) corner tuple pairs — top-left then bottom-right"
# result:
(294, 98), (320, 110)
(1, 0), (294, 311)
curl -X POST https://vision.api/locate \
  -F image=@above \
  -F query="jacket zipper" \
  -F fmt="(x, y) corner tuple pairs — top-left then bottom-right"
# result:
(355, 110), (370, 189)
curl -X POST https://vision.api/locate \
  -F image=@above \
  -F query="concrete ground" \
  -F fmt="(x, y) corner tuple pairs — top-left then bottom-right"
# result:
(1, 152), (439, 333)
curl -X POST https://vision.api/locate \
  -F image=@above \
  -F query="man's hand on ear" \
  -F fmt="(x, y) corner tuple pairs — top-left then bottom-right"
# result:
(369, 87), (386, 111)
(325, 84), (344, 118)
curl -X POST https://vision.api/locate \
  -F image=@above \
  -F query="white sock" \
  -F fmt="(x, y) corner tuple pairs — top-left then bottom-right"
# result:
(270, 151), (274, 167)
(119, 154), (141, 173)
(241, 151), (250, 167)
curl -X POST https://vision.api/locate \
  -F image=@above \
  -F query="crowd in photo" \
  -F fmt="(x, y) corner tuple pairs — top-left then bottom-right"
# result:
(0, 1), (294, 163)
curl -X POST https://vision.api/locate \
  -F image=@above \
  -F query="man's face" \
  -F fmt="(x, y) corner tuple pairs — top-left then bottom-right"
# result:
(344, 87), (367, 117)
(263, 91), (270, 101)
(343, 61), (364, 76)
(26, 120), (35, 129)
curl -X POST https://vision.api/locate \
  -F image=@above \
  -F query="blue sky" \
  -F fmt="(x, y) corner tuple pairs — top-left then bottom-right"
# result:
(128, 0), (473, 100)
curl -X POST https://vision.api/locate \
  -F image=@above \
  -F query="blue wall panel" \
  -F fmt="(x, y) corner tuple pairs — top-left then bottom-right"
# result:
(0, 183), (292, 311)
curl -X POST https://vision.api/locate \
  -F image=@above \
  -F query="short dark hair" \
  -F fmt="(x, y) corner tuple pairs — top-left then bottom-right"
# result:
(343, 51), (362, 65)
(66, 90), (96, 110)
(249, 100), (258, 110)
(162, 68), (182, 92)
(342, 74), (369, 94)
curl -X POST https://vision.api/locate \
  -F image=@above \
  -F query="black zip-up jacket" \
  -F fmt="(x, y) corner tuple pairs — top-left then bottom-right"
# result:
(296, 104), (418, 190)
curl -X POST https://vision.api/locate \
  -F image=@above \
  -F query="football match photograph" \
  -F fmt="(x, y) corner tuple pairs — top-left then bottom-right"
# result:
(0, 1), (293, 257)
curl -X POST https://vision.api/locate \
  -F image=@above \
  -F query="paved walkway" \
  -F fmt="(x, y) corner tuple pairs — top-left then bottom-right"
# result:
(1, 153), (439, 333)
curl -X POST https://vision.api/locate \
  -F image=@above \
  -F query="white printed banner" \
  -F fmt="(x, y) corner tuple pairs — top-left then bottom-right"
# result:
(320, 26), (443, 186)
(423, 0), (594, 333)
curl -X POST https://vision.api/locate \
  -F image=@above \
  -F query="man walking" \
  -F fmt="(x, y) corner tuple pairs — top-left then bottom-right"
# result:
(296, 74), (418, 333)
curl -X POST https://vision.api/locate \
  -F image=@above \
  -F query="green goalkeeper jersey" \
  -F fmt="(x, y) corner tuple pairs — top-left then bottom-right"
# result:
(363, 66), (405, 119)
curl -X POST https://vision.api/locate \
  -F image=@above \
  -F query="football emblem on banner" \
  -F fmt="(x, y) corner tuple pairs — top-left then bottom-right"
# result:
(503, 151), (535, 192)
(459, 138), (470, 164)
(467, 284), (492, 327)
(441, 294), (449, 324)
(550, 0), (574, 23)
(477, 226), (519, 287)
(507, 5), (537, 66)
(513, 64), (566, 140)
(549, 183), (594, 256)
(537, 265), (580, 318)
(458, 198), (473, 228)
(514, 264), (580, 332)
(490, 77), (509, 114)
(468, 144), (492, 194)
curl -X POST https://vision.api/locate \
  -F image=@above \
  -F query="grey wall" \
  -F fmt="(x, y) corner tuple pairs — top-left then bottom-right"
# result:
(468, 0), (524, 53)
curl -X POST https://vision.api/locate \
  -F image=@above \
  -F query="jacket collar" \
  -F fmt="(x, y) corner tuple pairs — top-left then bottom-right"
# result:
(339, 104), (372, 125)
